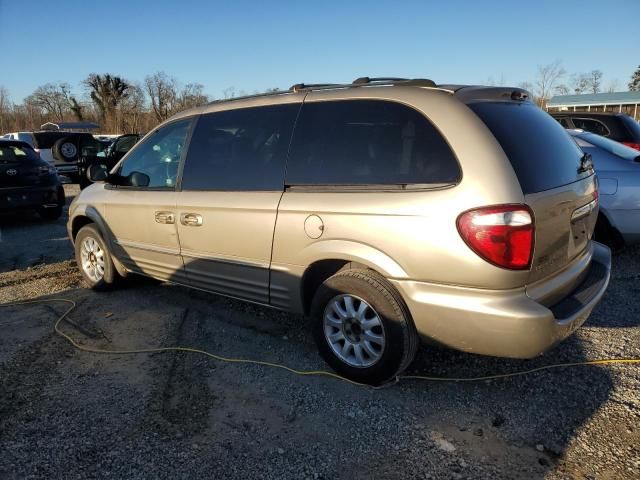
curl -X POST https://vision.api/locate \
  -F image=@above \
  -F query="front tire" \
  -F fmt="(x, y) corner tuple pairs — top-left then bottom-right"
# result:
(75, 224), (119, 290)
(311, 269), (419, 385)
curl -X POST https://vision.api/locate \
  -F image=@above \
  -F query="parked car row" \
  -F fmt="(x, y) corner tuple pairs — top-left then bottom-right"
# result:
(69, 78), (612, 384)
(1, 129), (140, 188)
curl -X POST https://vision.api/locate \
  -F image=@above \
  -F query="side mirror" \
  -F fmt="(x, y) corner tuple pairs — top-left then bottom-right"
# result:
(128, 171), (150, 187)
(88, 164), (108, 182)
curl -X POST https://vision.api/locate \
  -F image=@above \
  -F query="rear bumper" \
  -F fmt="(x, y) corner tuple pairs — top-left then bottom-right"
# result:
(0, 184), (65, 211)
(390, 242), (611, 359)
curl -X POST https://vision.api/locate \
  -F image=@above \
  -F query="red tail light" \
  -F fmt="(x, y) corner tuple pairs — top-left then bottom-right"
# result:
(622, 142), (640, 151)
(457, 205), (534, 270)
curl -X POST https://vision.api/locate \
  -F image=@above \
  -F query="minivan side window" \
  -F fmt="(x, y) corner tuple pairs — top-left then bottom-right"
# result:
(285, 100), (461, 186)
(119, 119), (191, 188)
(181, 103), (300, 191)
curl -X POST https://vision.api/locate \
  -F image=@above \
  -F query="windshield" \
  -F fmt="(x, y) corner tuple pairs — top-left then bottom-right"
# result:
(579, 132), (640, 161)
(0, 144), (40, 163)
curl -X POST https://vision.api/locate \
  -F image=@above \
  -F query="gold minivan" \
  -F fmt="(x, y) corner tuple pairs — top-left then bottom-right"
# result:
(68, 78), (611, 385)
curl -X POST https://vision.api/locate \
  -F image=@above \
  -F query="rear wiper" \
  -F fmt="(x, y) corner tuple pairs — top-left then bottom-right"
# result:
(577, 152), (593, 174)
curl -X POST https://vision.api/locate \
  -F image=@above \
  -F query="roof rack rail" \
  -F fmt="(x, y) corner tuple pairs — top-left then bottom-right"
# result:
(289, 83), (341, 92)
(353, 77), (408, 84)
(287, 78), (445, 94)
(353, 77), (437, 88)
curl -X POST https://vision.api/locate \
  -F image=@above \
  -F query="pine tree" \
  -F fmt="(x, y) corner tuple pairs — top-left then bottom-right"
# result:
(629, 65), (640, 91)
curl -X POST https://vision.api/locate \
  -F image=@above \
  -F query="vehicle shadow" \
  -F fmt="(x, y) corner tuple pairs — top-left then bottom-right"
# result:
(94, 211), (629, 477)
(5, 208), (616, 478)
(0, 185), (77, 272)
(587, 243), (640, 328)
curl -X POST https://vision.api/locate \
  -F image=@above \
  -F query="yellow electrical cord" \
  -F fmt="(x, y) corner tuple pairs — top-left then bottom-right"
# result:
(2, 298), (639, 388)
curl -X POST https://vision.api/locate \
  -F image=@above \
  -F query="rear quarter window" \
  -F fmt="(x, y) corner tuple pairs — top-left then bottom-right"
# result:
(470, 102), (588, 194)
(285, 100), (461, 187)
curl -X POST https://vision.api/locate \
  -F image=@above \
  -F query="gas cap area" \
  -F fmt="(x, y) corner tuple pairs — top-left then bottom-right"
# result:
(304, 214), (325, 239)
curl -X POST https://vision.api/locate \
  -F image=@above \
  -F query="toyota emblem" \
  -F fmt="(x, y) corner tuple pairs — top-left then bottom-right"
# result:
(6, 169), (17, 176)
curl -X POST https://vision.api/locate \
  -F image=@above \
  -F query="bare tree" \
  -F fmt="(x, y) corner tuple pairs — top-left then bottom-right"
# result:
(84, 73), (131, 131)
(571, 73), (590, 94)
(588, 70), (603, 94)
(484, 74), (506, 87)
(25, 82), (74, 121)
(534, 60), (566, 107)
(145, 72), (178, 122)
(69, 97), (84, 121)
(607, 79), (620, 93)
(0, 86), (10, 133)
(121, 83), (147, 133)
(554, 84), (570, 95)
(223, 87), (236, 99)
(176, 83), (209, 111)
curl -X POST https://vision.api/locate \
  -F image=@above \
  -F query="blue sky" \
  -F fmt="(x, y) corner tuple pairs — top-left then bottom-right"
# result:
(1, 0), (638, 102)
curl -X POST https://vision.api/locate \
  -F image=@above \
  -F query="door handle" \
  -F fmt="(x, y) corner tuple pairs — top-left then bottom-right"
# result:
(180, 213), (203, 227)
(155, 211), (175, 224)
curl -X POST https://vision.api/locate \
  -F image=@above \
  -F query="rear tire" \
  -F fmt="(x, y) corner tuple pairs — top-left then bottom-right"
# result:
(310, 269), (419, 385)
(75, 224), (119, 290)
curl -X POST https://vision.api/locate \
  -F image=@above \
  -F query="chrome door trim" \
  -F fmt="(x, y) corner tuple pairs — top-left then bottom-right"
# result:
(180, 249), (268, 269)
(115, 239), (181, 256)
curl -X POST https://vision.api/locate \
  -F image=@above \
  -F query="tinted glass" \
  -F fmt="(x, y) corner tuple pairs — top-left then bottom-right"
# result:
(579, 132), (640, 161)
(115, 135), (138, 153)
(470, 102), (588, 194)
(571, 118), (610, 136)
(0, 144), (40, 163)
(286, 100), (460, 186)
(119, 119), (191, 188)
(32, 132), (70, 148)
(620, 115), (640, 140)
(16, 133), (35, 146)
(182, 104), (299, 191)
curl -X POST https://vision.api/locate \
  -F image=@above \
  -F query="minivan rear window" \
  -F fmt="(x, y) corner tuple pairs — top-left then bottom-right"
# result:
(470, 102), (588, 194)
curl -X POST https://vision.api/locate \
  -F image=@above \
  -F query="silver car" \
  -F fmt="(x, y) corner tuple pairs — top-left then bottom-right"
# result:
(67, 78), (611, 385)
(568, 129), (640, 246)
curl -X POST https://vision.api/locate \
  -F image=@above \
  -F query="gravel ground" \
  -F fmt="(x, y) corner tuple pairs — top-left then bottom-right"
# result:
(0, 184), (638, 479)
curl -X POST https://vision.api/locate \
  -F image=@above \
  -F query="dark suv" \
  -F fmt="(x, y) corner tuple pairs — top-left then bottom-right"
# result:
(0, 139), (65, 220)
(550, 112), (640, 150)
